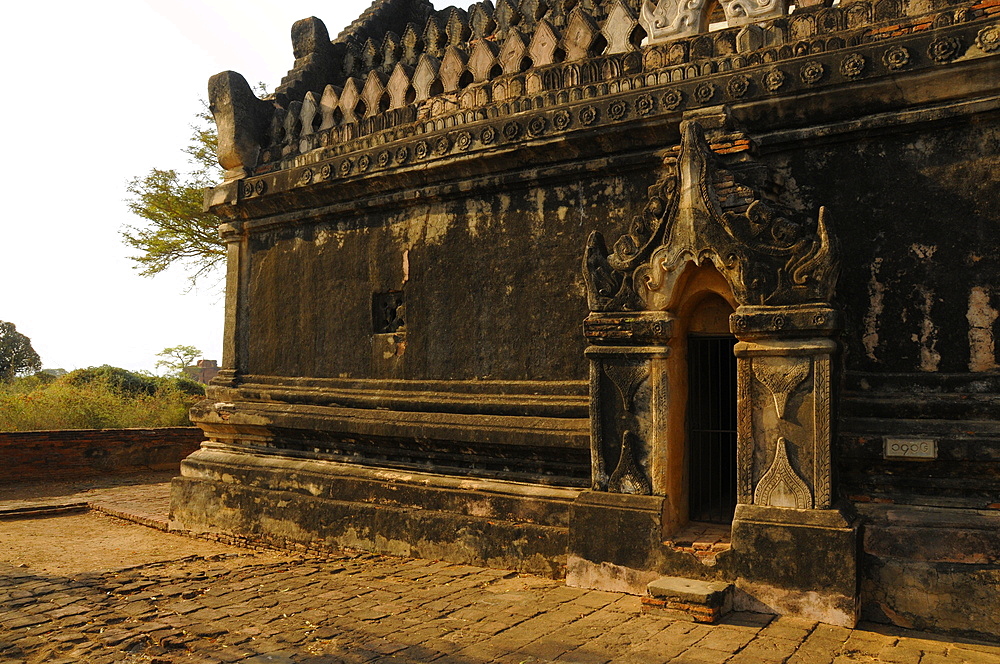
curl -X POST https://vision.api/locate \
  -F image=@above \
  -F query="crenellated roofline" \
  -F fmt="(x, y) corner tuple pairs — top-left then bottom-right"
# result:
(206, 0), (1000, 195)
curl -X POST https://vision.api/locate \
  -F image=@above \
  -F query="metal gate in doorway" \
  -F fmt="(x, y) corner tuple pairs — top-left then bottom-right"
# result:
(687, 335), (738, 524)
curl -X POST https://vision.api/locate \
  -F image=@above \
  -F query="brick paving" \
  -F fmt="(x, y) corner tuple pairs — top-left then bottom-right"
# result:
(2, 476), (1000, 664)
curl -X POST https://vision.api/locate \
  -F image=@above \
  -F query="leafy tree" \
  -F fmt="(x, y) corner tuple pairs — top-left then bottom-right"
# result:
(122, 107), (226, 286)
(63, 365), (159, 397)
(156, 345), (203, 378)
(0, 322), (42, 383)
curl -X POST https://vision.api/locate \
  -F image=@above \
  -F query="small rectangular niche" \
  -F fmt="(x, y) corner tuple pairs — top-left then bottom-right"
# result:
(372, 291), (405, 334)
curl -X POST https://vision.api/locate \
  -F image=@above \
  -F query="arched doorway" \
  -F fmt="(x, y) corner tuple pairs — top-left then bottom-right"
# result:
(685, 294), (737, 524)
(654, 262), (739, 534)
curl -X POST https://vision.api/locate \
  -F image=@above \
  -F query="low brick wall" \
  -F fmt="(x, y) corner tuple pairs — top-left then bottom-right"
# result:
(0, 428), (203, 481)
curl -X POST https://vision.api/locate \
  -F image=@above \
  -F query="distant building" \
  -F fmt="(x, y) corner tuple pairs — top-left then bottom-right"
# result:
(184, 360), (220, 385)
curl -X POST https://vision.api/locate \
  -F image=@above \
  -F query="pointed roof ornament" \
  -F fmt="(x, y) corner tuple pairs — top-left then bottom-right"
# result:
(413, 53), (442, 100)
(381, 31), (402, 73)
(603, 0), (641, 54)
(563, 7), (600, 60)
(495, 0), (524, 33)
(423, 15), (447, 57)
(401, 23), (422, 65)
(440, 46), (469, 92)
(339, 76), (363, 123)
(362, 38), (381, 70)
(469, 39), (500, 82)
(361, 69), (388, 117)
(446, 8), (472, 46)
(388, 63), (415, 109)
(499, 29), (530, 74)
(529, 19), (562, 66)
(470, 2), (497, 38)
(519, 0), (549, 25)
(319, 85), (342, 130)
(300, 91), (319, 136)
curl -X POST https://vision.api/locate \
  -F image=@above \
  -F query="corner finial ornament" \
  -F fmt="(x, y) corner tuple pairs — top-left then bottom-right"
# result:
(640, 0), (788, 44)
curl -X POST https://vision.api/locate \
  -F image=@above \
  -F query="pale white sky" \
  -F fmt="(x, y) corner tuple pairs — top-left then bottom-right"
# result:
(0, 0), (475, 374)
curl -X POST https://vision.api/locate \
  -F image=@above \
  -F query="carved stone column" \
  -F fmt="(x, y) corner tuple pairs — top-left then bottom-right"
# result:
(570, 311), (675, 594)
(730, 304), (859, 627)
(215, 221), (249, 387)
(583, 312), (674, 497)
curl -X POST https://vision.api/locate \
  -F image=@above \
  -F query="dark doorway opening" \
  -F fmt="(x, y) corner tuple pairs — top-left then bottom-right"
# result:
(687, 335), (738, 524)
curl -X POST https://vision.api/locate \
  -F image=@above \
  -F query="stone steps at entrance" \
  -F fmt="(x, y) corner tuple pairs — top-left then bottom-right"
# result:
(642, 576), (734, 624)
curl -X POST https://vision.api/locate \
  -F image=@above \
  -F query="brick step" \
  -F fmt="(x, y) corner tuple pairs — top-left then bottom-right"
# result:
(641, 576), (733, 624)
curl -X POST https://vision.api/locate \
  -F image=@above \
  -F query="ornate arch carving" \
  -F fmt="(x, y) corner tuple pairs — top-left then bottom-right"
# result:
(583, 120), (839, 315)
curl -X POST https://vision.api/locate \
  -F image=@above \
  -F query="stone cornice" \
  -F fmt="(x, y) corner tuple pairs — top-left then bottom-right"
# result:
(208, 17), (1000, 221)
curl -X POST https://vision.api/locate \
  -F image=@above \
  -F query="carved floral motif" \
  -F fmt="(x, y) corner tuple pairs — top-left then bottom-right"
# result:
(800, 61), (825, 85)
(637, 94), (656, 116)
(928, 36), (963, 63)
(728, 74), (751, 98)
(754, 358), (812, 419)
(883, 45), (911, 70)
(694, 82), (716, 103)
(754, 437), (813, 509)
(456, 131), (474, 150)
(429, 137), (448, 155)
(609, 99), (630, 120)
(554, 110), (573, 130)
(763, 68), (786, 91)
(662, 88), (684, 110)
(978, 25), (1000, 52)
(840, 53), (866, 78)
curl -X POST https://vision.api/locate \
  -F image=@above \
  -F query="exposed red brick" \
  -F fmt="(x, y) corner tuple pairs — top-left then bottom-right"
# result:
(0, 428), (202, 481)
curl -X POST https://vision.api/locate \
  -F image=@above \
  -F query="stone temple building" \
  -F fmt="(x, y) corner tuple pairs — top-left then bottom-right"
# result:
(171, 0), (1000, 638)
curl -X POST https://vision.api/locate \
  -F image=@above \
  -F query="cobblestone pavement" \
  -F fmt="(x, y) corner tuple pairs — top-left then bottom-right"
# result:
(2, 477), (1000, 664)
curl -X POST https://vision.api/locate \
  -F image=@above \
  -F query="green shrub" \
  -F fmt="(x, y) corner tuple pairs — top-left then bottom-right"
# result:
(0, 366), (205, 432)
(63, 365), (159, 397)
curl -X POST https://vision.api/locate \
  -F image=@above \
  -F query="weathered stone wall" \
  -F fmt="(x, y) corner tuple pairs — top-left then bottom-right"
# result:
(244, 171), (650, 381)
(1, 428), (202, 481)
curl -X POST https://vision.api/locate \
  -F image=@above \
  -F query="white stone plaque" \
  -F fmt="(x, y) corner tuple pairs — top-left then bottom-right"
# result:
(883, 438), (937, 460)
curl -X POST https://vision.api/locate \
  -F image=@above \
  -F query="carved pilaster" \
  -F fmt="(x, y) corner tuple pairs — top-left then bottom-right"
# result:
(733, 309), (839, 513)
(736, 355), (754, 504)
(218, 222), (249, 386)
(814, 353), (833, 509)
(585, 313), (673, 496)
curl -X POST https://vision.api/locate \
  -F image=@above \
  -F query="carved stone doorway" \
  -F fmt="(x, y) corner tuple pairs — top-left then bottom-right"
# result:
(577, 117), (860, 626)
